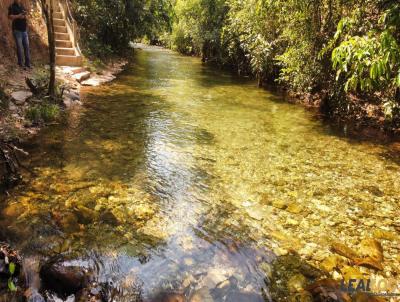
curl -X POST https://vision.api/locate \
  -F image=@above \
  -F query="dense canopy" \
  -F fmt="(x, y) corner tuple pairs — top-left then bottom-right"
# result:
(72, 0), (400, 126)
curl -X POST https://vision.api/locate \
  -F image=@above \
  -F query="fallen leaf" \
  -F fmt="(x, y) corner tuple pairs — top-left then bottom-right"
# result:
(353, 257), (383, 271)
(330, 242), (358, 261)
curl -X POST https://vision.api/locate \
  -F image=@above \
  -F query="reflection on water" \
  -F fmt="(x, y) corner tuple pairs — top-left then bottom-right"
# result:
(1, 47), (400, 301)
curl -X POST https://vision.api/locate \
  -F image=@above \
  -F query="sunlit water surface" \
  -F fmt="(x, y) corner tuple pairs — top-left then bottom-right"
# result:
(1, 47), (400, 301)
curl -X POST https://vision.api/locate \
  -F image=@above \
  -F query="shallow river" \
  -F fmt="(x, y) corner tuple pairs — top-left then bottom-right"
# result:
(2, 47), (400, 301)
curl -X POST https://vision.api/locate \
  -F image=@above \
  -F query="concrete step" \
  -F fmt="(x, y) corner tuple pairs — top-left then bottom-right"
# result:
(55, 40), (72, 48)
(54, 12), (63, 19)
(56, 47), (75, 56)
(69, 67), (86, 75)
(73, 71), (91, 83)
(56, 55), (82, 66)
(55, 32), (70, 41)
(54, 25), (68, 33)
(53, 19), (66, 27)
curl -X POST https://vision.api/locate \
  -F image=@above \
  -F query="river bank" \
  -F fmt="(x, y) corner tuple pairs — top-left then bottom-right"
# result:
(0, 58), (127, 191)
(0, 59), (127, 140)
(283, 88), (400, 141)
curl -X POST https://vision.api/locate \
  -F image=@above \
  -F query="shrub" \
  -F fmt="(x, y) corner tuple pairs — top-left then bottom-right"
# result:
(26, 103), (60, 124)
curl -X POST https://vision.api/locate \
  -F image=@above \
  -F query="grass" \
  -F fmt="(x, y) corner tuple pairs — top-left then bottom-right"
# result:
(25, 102), (60, 124)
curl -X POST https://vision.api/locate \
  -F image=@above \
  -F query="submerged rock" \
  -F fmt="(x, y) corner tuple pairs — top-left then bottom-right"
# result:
(99, 210), (119, 226)
(286, 202), (303, 214)
(287, 274), (307, 293)
(288, 291), (313, 302)
(190, 287), (213, 302)
(269, 254), (322, 300)
(25, 289), (45, 302)
(306, 279), (351, 302)
(319, 255), (347, 272)
(151, 292), (185, 302)
(57, 212), (80, 233)
(40, 260), (88, 296)
(74, 205), (97, 224)
(2, 203), (26, 219)
(272, 200), (287, 209)
(359, 238), (383, 262)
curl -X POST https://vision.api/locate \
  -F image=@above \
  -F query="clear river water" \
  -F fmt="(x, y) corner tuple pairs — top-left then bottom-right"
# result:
(1, 46), (400, 301)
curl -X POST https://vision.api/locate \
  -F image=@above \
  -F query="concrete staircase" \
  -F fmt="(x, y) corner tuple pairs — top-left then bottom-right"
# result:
(53, 2), (82, 66)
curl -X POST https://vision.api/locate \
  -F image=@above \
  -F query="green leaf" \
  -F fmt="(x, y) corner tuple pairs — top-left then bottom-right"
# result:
(9, 262), (15, 275)
(396, 72), (400, 87)
(8, 278), (16, 292)
(370, 62), (377, 80)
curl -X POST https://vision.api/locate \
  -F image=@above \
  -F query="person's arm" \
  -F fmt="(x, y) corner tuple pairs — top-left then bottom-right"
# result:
(8, 14), (24, 20)
(8, 6), (25, 21)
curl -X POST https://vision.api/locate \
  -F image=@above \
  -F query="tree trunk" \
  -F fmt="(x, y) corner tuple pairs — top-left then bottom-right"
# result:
(48, 1), (56, 99)
(40, 0), (56, 100)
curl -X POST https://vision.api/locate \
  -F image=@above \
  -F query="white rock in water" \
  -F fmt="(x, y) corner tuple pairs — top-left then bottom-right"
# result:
(81, 78), (101, 87)
(11, 90), (32, 105)
(81, 74), (116, 86)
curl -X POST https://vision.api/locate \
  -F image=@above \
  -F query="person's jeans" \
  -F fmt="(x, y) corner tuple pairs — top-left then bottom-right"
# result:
(13, 30), (31, 68)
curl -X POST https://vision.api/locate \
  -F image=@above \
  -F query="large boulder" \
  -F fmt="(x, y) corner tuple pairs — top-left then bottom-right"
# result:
(39, 260), (89, 297)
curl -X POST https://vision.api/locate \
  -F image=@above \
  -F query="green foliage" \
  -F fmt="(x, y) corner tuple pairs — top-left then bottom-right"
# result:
(26, 103), (60, 124)
(331, 10), (400, 93)
(7, 262), (16, 292)
(222, 0), (275, 78)
(328, 1), (400, 123)
(73, 0), (173, 57)
(72, 0), (400, 124)
(170, 0), (228, 60)
(7, 278), (16, 292)
(8, 262), (15, 275)
(169, 0), (343, 91)
(31, 68), (52, 95)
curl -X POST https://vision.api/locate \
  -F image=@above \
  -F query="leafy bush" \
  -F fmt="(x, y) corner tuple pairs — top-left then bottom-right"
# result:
(30, 68), (51, 95)
(26, 103), (60, 124)
(331, 15), (400, 93)
(329, 1), (400, 124)
(28, 68), (64, 101)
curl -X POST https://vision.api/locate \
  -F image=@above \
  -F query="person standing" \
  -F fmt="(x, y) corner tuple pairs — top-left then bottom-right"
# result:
(8, 0), (31, 69)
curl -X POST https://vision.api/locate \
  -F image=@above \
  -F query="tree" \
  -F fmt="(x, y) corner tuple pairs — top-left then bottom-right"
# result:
(39, 0), (56, 99)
